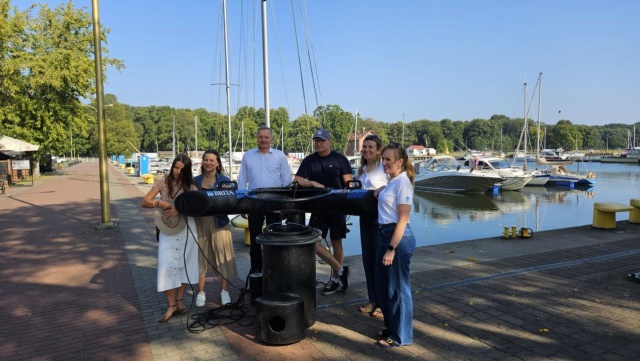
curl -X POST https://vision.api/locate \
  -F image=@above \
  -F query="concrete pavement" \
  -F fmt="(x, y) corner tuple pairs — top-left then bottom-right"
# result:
(1, 160), (640, 360)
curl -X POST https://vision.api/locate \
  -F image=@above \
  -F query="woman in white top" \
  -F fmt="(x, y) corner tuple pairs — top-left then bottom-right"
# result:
(355, 134), (387, 319)
(374, 143), (416, 348)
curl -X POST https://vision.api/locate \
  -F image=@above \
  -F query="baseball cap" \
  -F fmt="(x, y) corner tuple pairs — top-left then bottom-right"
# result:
(312, 129), (331, 140)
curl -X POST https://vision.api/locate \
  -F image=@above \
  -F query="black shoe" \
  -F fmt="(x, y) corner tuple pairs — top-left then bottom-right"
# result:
(321, 280), (341, 295)
(339, 266), (350, 292)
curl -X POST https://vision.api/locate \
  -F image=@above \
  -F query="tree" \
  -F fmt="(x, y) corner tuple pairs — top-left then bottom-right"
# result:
(0, 1), (123, 167)
(313, 105), (354, 154)
(549, 120), (574, 150)
(290, 114), (318, 154)
(463, 118), (499, 151)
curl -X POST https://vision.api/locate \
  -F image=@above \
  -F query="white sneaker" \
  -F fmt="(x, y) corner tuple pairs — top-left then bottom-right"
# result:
(195, 291), (206, 307)
(221, 290), (231, 305)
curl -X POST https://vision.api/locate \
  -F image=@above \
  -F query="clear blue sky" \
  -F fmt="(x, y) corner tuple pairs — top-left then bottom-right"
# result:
(15, 0), (640, 126)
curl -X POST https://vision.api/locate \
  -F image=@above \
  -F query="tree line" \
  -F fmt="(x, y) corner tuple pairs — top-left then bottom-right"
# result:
(1, 1), (638, 166)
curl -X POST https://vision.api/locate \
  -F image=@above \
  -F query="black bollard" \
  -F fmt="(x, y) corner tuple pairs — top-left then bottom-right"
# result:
(256, 222), (320, 344)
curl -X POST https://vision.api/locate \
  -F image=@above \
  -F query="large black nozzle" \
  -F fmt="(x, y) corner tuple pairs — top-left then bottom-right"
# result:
(174, 187), (377, 218)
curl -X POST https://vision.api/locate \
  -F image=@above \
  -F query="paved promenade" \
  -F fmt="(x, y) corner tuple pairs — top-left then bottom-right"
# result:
(1, 161), (640, 361)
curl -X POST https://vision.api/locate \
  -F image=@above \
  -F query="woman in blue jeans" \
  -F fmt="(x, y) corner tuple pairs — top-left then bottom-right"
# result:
(355, 134), (387, 318)
(374, 143), (416, 348)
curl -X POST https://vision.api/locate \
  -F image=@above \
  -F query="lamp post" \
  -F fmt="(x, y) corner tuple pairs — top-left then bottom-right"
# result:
(91, 0), (116, 230)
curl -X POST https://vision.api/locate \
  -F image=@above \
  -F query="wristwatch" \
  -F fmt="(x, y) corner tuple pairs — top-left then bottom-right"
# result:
(388, 245), (395, 251)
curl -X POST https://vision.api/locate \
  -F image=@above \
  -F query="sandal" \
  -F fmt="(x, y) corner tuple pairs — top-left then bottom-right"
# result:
(358, 303), (375, 313)
(377, 338), (400, 348)
(176, 299), (188, 315)
(370, 307), (384, 319)
(157, 304), (177, 323)
(376, 329), (388, 338)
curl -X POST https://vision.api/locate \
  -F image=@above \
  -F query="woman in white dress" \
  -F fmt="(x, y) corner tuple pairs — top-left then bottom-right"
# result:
(142, 154), (199, 323)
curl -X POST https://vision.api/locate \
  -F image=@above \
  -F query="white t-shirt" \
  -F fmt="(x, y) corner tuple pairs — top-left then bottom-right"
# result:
(378, 171), (413, 224)
(359, 163), (387, 190)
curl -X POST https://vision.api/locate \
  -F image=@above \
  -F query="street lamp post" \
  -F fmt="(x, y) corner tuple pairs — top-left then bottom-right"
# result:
(91, 0), (116, 231)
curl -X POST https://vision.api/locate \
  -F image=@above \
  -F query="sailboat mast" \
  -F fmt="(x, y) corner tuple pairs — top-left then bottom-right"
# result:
(172, 116), (176, 159)
(354, 109), (358, 157)
(536, 72), (542, 157)
(223, 0), (233, 178)
(194, 116), (198, 159)
(523, 82), (528, 171)
(261, 0), (270, 127)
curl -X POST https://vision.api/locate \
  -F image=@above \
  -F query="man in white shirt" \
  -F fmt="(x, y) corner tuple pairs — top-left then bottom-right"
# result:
(238, 126), (292, 274)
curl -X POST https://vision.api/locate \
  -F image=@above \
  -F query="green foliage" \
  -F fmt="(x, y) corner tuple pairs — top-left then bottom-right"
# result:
(0, 1), (123, 161)
(313, 105), (354, 153)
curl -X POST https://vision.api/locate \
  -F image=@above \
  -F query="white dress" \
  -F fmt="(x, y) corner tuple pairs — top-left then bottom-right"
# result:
(157, 217), (199, 292)
(153, 177), (199, 292)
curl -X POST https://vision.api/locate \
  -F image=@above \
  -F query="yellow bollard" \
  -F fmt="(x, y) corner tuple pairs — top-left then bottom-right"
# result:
(510, 226), (517, 238)
(503, 227), (510, 239)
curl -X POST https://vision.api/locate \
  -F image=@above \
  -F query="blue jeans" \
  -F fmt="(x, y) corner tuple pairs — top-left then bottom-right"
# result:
(375, 223), (415, 346)
(359, 214), (380, 305)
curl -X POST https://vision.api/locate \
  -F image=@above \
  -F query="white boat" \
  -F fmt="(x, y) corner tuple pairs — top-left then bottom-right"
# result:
(524, 169), (550, 186)
(413, 155), (503, 193)
(536, 149), (574, 165)
(463, 156), (532, 191)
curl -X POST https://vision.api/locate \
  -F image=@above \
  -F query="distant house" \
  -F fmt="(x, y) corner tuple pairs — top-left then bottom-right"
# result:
(406, 145), (428, 157)
(344, 130), (376, 157)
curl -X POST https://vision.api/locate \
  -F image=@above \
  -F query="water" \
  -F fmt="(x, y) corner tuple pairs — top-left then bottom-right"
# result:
(341, 162), (640, 257)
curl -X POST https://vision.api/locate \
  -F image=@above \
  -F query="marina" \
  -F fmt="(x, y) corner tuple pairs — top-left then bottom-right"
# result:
(341, 161), (640, 256)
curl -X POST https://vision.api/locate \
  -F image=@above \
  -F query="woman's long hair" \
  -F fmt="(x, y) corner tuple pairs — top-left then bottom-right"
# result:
(200, 149), (225, 175)
(357, 134), (382, 177)
(381, 143), (415, 186)
(165, 154), (194, 198)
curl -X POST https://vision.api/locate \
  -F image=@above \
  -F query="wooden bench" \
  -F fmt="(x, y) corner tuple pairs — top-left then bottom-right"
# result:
(629, 199), (640, 224)
(592, 202), (633, 229)
(231, 215), (251, 246)
(140, 173), (155, 184)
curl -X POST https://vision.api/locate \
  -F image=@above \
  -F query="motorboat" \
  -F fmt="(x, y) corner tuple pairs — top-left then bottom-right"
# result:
(462, 156), (532, 191)
(524, 169), (550, 186)
(542, 165), (596, 187)
(413, 155), (503, 193)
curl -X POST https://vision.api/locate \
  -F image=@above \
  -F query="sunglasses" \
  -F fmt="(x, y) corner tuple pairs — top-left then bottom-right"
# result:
(364, 134), (381, 141)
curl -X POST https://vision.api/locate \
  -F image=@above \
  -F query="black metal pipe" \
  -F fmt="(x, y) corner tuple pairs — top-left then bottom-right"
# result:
(174, 187), (378, 217)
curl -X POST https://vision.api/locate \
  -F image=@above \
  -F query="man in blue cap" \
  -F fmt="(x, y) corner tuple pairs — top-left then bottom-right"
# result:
(294, 129), (353, 295)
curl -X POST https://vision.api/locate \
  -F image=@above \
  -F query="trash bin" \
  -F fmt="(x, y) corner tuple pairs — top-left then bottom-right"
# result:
(256, 222), (320, 344)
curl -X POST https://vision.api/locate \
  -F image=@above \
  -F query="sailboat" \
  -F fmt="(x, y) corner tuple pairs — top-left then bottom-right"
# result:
(531, 73), (594, 187)
(515, 81), (549, 186)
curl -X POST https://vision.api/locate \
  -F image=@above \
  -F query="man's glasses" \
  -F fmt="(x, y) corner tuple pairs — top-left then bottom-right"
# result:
(313, 138), (326, 143)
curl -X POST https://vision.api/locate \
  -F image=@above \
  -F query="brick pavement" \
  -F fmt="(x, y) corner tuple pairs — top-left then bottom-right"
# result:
(2, 161), (640, 360)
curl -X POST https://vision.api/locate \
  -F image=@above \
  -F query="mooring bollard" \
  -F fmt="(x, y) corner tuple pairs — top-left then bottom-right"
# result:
(510, 226), (517, 238)
(503, 226), (510, 239)
(255, 222), (321, 345)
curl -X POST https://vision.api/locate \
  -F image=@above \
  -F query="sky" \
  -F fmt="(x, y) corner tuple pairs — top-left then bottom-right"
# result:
(13, 0), (640, 126)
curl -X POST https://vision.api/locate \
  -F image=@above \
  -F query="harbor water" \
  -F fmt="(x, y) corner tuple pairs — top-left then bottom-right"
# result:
(339, 161), (640, 257)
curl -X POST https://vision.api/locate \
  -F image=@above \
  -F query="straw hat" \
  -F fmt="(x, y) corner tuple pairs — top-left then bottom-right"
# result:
(154, 205), (187, 236)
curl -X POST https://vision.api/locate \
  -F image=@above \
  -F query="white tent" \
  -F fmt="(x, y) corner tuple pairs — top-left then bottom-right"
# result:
(0, 136), (40, 153)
